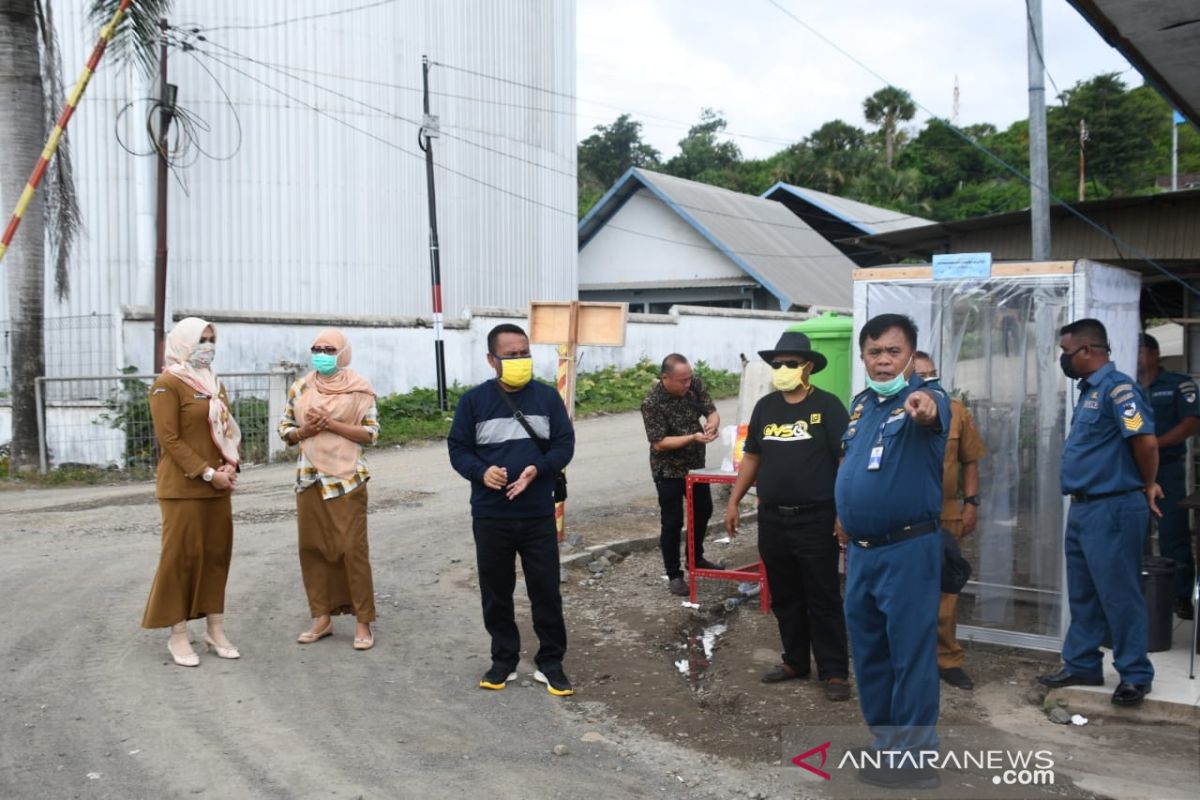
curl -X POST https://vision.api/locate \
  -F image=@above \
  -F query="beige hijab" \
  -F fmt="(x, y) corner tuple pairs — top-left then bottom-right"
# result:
(295, 329), (376, 479)
(164, 317), (242, 466)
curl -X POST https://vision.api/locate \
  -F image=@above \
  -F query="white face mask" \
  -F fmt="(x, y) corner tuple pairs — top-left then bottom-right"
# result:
(189, 342), (215, 369)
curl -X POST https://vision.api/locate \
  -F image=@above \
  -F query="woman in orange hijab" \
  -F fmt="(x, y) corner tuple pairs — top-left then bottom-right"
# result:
(278, 330), (380, 650)
(143, 317), (242, 666)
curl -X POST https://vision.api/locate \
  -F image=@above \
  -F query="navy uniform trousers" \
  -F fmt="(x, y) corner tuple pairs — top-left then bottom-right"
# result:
(1156, 460), (1195, 600)
(844, 531), (941, 753)
(1062, 491), (1154, 684)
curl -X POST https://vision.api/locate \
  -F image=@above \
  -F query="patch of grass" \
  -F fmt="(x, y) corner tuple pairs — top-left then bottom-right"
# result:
(0, 462), (147, 489)
(374, 361), (741, 447)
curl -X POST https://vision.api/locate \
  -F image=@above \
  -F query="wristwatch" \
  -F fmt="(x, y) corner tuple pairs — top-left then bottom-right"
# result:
(202, 467), (216, 482)
(962, 495), (980, 506)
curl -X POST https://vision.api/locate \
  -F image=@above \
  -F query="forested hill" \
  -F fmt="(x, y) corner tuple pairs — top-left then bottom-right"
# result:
(577, 74), (1199, 223)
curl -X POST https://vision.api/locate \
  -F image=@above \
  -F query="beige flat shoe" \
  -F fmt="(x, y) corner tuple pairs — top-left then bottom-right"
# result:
(204, 633), (240, 659)
(353, 634), (374, 651)
(297, 621), (333, 644)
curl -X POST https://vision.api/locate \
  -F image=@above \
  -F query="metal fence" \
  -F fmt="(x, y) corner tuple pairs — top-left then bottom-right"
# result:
(0, 314), (116, 392)
(33, 371), (292, 475)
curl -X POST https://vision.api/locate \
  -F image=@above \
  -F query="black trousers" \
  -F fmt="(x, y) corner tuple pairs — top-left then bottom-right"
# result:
(472, 515), (567, 670)
(655, 477), (713, 580)
(757, 505), (849, 680)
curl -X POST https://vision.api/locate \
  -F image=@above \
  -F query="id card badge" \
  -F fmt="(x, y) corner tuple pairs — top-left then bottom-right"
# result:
(867, 444), (883, 471)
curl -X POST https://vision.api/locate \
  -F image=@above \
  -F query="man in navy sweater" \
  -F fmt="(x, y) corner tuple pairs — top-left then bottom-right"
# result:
(448, 323), (576, 696)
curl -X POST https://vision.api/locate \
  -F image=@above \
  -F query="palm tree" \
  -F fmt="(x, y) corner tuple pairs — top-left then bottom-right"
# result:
(863, 86), (916, 169)
(0, 0), (170, 470)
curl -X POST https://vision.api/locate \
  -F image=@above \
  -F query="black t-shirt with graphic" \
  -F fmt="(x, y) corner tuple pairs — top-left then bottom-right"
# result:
(743, 387), (849, 507)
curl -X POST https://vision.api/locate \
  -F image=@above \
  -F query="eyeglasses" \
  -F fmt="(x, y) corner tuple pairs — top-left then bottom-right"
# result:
(769, 360), (805, 370)
(311, 346), (338, 354)
(199, 336), (216, 344)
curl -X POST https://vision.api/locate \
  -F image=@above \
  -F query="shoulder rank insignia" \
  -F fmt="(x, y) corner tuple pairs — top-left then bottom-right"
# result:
(1109, 383), (1132, 399)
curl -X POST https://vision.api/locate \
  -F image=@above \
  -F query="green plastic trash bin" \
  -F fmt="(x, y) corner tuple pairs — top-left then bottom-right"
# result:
(791, 313), (854, 408)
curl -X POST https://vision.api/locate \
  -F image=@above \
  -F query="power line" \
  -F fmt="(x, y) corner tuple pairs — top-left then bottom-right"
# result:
(202, 0), (399, 33)
(764, 0), (1200, 299)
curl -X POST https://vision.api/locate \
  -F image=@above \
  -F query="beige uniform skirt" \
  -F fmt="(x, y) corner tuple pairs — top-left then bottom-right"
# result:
(297, 484), (375, 622)
(142, 496), (234, 629)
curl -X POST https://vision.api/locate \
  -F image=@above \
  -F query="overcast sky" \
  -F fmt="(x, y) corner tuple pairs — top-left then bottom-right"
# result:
(576, 0), (1136, 159)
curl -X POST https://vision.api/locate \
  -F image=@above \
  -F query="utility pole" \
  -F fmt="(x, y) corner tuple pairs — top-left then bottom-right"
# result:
(1026, 0), (1052, 260)
(152, 18), (177, 373)
(419, 55), (448, 411)
(1078, 119), (1088, 202)
(1172, 110), (1181, 191)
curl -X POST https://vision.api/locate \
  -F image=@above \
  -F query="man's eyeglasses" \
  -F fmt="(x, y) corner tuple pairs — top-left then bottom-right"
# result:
(770, 359), (805, 370)
(311, 346), (338, 354)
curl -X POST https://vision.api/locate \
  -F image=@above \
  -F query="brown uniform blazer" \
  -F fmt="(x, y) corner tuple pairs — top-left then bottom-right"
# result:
(150, 372), (234, 499)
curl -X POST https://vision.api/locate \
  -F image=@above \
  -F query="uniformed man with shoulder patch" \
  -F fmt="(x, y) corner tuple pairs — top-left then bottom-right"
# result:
(1040, 318), (1161, 708)
(835, 313), (950, 791)
(1138, 332), (1199, 620)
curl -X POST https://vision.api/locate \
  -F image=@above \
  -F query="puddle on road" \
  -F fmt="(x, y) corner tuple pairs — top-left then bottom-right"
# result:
(674, 621), (728, 688)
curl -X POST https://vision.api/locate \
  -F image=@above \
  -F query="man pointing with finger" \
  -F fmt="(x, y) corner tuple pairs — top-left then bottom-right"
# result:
(835, 313), (950, 791)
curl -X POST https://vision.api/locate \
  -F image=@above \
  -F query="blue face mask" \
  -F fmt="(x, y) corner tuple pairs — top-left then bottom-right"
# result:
(311, 353), (338, 375)
(866, 355), (913, 398)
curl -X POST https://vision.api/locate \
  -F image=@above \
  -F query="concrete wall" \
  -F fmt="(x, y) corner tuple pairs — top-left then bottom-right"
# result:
(126, 304), (819, 396)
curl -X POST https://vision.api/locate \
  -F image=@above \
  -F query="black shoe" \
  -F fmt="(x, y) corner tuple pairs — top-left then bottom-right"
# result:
(1112, 682), (1151, 706)
(940, 666), (975, 690)
(534, 667), (575, 697)
(479, 664), (517, 690)
(668, 577), (689, 597)
(1038, 668), (1103, 688)
(857, 765), (941, 790)
(761, 663), (809, 683)
(821, 677), (852, 702)
(693, 557), (726, 571)
(1176, 598), (1195, 621)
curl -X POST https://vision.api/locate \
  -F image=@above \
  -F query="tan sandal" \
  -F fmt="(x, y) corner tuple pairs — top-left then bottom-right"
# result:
(353, 635), (374, 651)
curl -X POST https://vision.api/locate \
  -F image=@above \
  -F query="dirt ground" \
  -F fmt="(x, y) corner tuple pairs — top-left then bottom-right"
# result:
(1, 401), (1198, 798)
(557, 502), (1200, 799)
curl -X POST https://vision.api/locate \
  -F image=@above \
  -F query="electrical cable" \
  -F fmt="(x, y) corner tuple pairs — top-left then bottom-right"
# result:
(201, 0), (399, 33)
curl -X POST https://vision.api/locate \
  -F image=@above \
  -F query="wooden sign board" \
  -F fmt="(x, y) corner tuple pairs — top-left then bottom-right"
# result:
(528, 301), (627, 347)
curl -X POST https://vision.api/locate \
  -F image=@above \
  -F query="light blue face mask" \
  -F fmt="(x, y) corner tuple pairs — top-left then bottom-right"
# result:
(867, 355), (913, 398)
(311, 353), (338, 375)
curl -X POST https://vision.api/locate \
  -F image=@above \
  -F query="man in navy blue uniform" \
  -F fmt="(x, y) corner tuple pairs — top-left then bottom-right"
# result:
(835, 314), (949, 791)
(1040, 318), (1161, 707)
(448, 323), (576, 696)
(1138, 332), (1199, 620)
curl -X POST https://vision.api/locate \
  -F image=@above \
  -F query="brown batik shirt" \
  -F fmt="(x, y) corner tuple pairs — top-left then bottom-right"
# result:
(640, 378), (717, 479)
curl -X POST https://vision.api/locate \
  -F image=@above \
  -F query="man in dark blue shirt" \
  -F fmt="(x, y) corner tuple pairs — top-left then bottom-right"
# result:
(1040, 318), (1161, 707)
(448, 323), (576, 696)
(1138, 332), (1199, 620)
(835, 314), (949, 791)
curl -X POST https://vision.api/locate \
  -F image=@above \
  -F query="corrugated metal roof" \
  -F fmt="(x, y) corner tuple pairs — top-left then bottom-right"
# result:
(579, 277), (756, 292)
(763, 183), (934, 235)
(578, 168), (855, 310)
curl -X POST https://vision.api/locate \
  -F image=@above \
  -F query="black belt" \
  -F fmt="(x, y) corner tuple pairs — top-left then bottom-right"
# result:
(850, 520), (939, 549)
(1066, 487), (1141, 503)
(765, 502), (835, 516)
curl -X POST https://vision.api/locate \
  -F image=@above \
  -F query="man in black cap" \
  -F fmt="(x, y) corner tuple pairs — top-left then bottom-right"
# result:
(724, 330), (852, 701)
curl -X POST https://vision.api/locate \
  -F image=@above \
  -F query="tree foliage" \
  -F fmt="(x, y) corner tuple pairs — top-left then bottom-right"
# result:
(577, 74), (1200, 222)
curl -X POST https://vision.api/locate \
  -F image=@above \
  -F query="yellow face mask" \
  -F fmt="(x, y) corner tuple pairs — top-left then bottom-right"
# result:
(771, 366), (809, 393)
(497, 356), (534, 389)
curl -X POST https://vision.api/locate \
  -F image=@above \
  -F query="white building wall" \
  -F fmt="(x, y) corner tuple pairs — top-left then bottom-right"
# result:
(2, 0), (576, 382)
(578, 189), (746, 285)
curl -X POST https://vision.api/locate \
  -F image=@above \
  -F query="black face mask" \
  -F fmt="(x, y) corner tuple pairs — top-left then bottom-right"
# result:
(1060, 351), (1081, 380)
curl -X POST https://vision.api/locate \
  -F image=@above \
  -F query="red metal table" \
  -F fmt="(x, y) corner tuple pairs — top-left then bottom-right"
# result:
(685, 468), (771, 613)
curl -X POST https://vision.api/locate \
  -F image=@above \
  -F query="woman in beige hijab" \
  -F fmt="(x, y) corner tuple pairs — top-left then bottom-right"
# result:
(143, 317), (242, 666)
(278, 330), (380, 650)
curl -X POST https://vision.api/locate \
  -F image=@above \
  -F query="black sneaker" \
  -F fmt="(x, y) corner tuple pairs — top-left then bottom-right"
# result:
(693, 557), (726, 571)
(534, 667), (575, 697)
(479, 664), (517, 691)
(668, 577), (689, 597)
